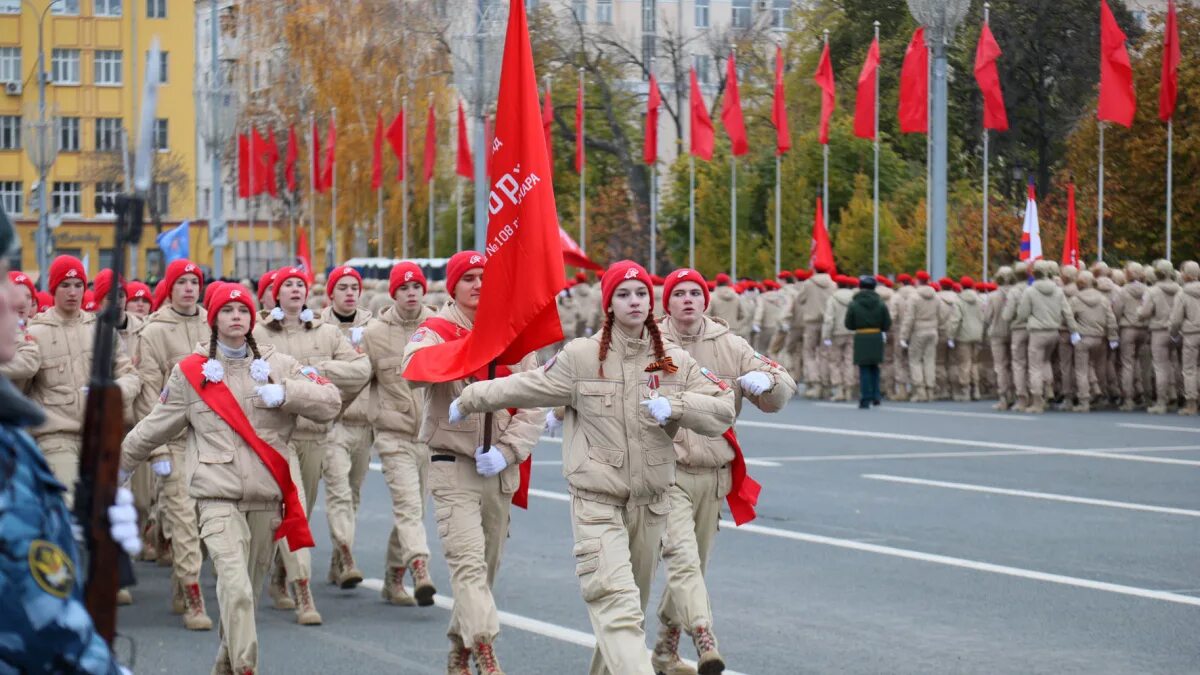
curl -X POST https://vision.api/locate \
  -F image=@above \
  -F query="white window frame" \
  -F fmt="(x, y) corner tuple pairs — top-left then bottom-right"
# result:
(95, 0), (122, 17)
(146, 0), (166, 18)
(571, 0), (586, 23)
(771, 0), (790, 29)
(95, 118), (122, 151)
(51, 181), (81, 216)
(596, 0), (611, 25)
(94, 50), (123, 86)
(694, 0), (709, 29)
(158, 51), (168, 83)
(151, 181), (169, 215)
(95, 181), (120, 217)
(0, 181), (22, 215)
(641, 0), (655, 33)
(153, 118), (168, 152)
(0, 47), (20, 83)
(695, 55), (712, 85)
(58, 117), (80, 152)
(732, 0), (752, 29)
(0, 115), (19, 150)
(51, 0), (79, 15)
(51, 49), (80, 85)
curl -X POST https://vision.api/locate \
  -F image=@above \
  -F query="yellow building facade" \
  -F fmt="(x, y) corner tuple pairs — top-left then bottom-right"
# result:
(0, 0), (195, 279)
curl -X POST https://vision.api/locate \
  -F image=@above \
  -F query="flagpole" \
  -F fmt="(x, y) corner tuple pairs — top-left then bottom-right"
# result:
(1097, 121), (1104, 262)
(426, 94), (434, 259)
(649, 58), (658, 276)
(266, 197), (274, 270)
(376, 100), (384, 257)
(578, 67), (586, 254)
(981, 4), (990, 281)
(926, 41), (932, 271)
(822, 30), (830, 231)
(331, 106), (338, 267)
(731, 154), (738, 279)
(1166, 118), (1173, 262)
(308, 112), (316, 269)
(402, 95), (408, 259)
(248, 123), (256, 278)
(689, 153), (695, 269)
(872, 20), (880, 277)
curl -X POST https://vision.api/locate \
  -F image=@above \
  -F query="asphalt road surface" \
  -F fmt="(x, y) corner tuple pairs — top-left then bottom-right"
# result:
(116, 398), (1200, 674)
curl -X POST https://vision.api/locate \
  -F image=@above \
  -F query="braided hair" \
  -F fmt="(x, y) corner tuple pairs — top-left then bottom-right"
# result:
(596, 311), (676, 377)
(596, 312), (615, 378)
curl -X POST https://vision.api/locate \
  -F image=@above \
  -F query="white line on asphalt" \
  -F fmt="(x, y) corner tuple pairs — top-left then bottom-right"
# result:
(358, 578), (749, 675)
(1084, 445), (1200, 453)
(744, 458), (783, 467)
(813, 401), (1037, 421)
(756, 450), (1031, 462)
(861, 474), (1200, 517)
(735, 420), (1200, 466)
(1118, 423), (1200, 434)
(517, 488), (1200, 608)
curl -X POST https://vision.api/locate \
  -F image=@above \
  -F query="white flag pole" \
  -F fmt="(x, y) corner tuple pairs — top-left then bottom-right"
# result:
(872, 20), (881, 277)
(1097, 121), (1104, 262)
(402, 95), (408, 259)
(981, 4), (990, 281)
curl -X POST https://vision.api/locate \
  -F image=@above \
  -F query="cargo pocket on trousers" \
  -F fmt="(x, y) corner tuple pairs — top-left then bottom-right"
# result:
(573, 537), (604, 602)
(435, 505), (453, 539)
(198, 509), (230, 558)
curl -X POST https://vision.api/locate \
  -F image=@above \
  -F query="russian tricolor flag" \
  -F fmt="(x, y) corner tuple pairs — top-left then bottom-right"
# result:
(1019, 181), (1042, 262)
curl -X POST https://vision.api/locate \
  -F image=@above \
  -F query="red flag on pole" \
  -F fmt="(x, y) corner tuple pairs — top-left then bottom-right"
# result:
(542, 85), (554, 169)
(974, 23), (1009, 132)
(689, 68), (714, 161)
(899, 27), (928, 134)
(575, 79), (585, 174)
(371, 112), (383, 190)
(423, 102), (437, 182)
(403, 0), (565, 382)
(813, 42), (836, 145)
(1062, 182), (1080, 267)
(854, 37), (881, 140)
(285, 124), (298, 193)
(644, 74), (661, 165)
(1160, 0), (1180, 122)
(721, 51), (749, 156)
(250, 128), (270, 196)
(810, 197), (836, 273)
(385, 110), (406, 182)
(456, 100), (474, 179)
(296, 227), (313, 277)
(237, 133), (250, 198)
(311, 119), (325, 194)
(772, 46), (792, 155)
(1098, 0), (1136, 127)
(560, 226), (603, 271)
(264, 127), (280, 197)
(320, 119), (336, 192)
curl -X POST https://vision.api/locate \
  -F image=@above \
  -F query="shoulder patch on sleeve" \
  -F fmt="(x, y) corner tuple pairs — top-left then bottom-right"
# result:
(159, 386), (170, 403)
(410, 328), (427, 343)
(543, 354), (557, 372)
(699, 367), (730, 391)
(29, 539), (75, 598)
(753, 352), (782, 369)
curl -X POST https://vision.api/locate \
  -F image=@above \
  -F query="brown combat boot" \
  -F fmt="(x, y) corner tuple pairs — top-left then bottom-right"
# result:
(381, 566), (417, 606)
(1148, 401), (1168, 415)
(992, 397), (1011, 411)
(291, 579), (322, 625)
(1180, 400), (1198, 416)
(691, 625), (725, 675)
(171, 577), (185, 614)
(409, 556), (436, 607)
(1026, 396), (1046, 414)
(893, 387), (910, 402)
(268, 562), (296, 610)
(183, 582), (213, 631)
(1013, 395), (1029, 412)
(446, 636), (472, 675)
(156, 533), (173, 567)
(472, 637), (505, 675)
(651, 622), (697, 675)
(336, 544), (363, 589)
(327, 546), (342, 585)
(139, 519), (158, 562)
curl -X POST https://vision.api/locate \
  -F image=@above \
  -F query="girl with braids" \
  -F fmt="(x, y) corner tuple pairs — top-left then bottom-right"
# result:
(451, 261), (735, 675)
(250, 266), (370, 624)
(121, 284), (341, 675)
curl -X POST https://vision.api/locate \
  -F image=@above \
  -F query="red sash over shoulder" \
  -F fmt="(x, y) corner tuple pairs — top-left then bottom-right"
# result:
(178, 354), (314, 550)
(419, 317), (533, 510)
(721, 428), (762, 526)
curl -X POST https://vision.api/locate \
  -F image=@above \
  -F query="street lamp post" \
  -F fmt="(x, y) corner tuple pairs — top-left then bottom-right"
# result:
(21, 0), (62, 288)
(907, 0), (969, 281)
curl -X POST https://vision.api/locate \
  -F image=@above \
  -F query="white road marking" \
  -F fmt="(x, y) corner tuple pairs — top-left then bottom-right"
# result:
(359, 578), (749, 675)
(743, 458), (783, 467)
(813, 401), (1037, 421)
(756, 450), (1031, 462)
(861, 474), (1200, 518)
(735, 420), (1200, 467)
(1118, 423), (1200, 434)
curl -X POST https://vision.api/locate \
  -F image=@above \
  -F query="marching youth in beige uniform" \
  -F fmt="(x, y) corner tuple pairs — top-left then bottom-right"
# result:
(900, 271), (939, 402)
(360, 261), (439, 606)
(651, 268), (795, 675)
(1001, 261), (1031, 410)
(954, 277), (986, 401)
(821, 276), (858, 402)
(799, 265), (837, 398)
(252, 266), (370, 625)
(0, 271), (39, 389)
(1068, 271), (1119, 412)
(1113, 263), (1151, 409)
(1016, 260), (1080, 414)
(1138, 261), (1182, 414)
(122, 284), (341, 675)
(984, 267), (1015, 409)
(453, 261), (735, 675)
(402, 251), (544, 675)
(1169, 261), (1200, 416)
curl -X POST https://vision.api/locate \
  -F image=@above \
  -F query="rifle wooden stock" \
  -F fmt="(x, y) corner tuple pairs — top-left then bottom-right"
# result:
(79, 383), (124, 643)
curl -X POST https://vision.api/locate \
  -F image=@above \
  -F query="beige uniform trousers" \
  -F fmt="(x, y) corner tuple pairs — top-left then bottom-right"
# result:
(657, 466), (728, 632)
(784, 326), (806, 382)
(1150, 331), (1181, 405)
(1182, 334), (1200, 402)
(1011, 330), (1030, 399)
(39, 435), (79, 509)
(429, 453), (511, 645)
(953, 342), (981, 398)
(322, 423), (374, 551)
(935, 342), (953, 397)
(130, 463), (156, 530)
(159, 441), (204, 583)
(1075, 336), (1107, 401)
(802, 323), (828, 390)
(570, 496), (667, 675)
(275, 443), (312, 582)
(375, 432), (432, 570)
(990, 337), (1013, 401)
(907, 333), (937, 389)
(1104, 344), (1121, 397)
(892, 342), (910, 396)
(829, 335), (854, 394)
(1120, 327), (1150, 400)
(1056, 332), (1075, 398)
(198, 501), (279, 675)
(1027, 331), (1060, 403)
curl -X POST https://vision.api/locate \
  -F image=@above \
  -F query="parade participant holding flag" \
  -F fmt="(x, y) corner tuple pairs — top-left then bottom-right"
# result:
(252, 265), (370, 625)
(652, 268), (794, 675)
(451, 261), (735, 675)
(121, 283), (341, 675)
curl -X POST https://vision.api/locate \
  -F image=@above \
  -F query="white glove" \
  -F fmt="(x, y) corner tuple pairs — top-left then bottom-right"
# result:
(474, 446), (508, 477)
(752, 323), (762, 334)
(544, 408), (563, 436)
(780, 322), (791, 333)
(257, 383), (285, 407)
(738, 371), (773, 396)
(1070, 332), (1082, 346)
(448, 398), (465, 423)
(108, 487), (142, 557)
(1109, 340), (1119, 350)
(120, 667), (132, 675)
(584, 327), (593, 336)
(118, 468), (131, 484)
(151, 459), (172, 477)
(881, 332), (888, 344)
(641, 397), (672, 425)
(947, 338), (956, 349)
(349, 326), (364, 346)
(900, 339), (909, 349)
(823, 338), (833, 347)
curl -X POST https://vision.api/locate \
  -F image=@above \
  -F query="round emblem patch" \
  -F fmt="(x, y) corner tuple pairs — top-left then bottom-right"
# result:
(29, 539), (75, 598)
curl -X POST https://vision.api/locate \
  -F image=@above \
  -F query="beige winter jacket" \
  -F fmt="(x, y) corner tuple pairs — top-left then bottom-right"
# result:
(889, 286), (914, 340)
(821, 289), (855, 340)
(251, 313), (369, 439)
(1137, 281), (1181, 332)
(557, 292), (581, 340)
(572, 283), (601, 337)
(983, 287), (1010, 339)
(119, 313), (145, 426)
(797, 274), (837, 324)
(936, 291), (963, 340)
(900, 285), (940, 340)
(660, 315), (796, 469)
(319, 306), (373, 424)
(1070, 289), (1119, 340)
(1169, 282), (1200, 335)
(360, 304), (436, 436)
(455, 327), (736, 506)
(0, 324), (39, 384)
(401, 301), (544, 490)
(1002, 283), (1029, 331)
(753, 289), (791, 331)
(1113, 281), (1149, 328)
(135, 306), (211, 421)
(25, 308), (139, 441)
(121, 343), (341, 506)
(734, 293), (756, 339)
(1017, 279), (1079, 333)
(956, 290), (985, 343)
